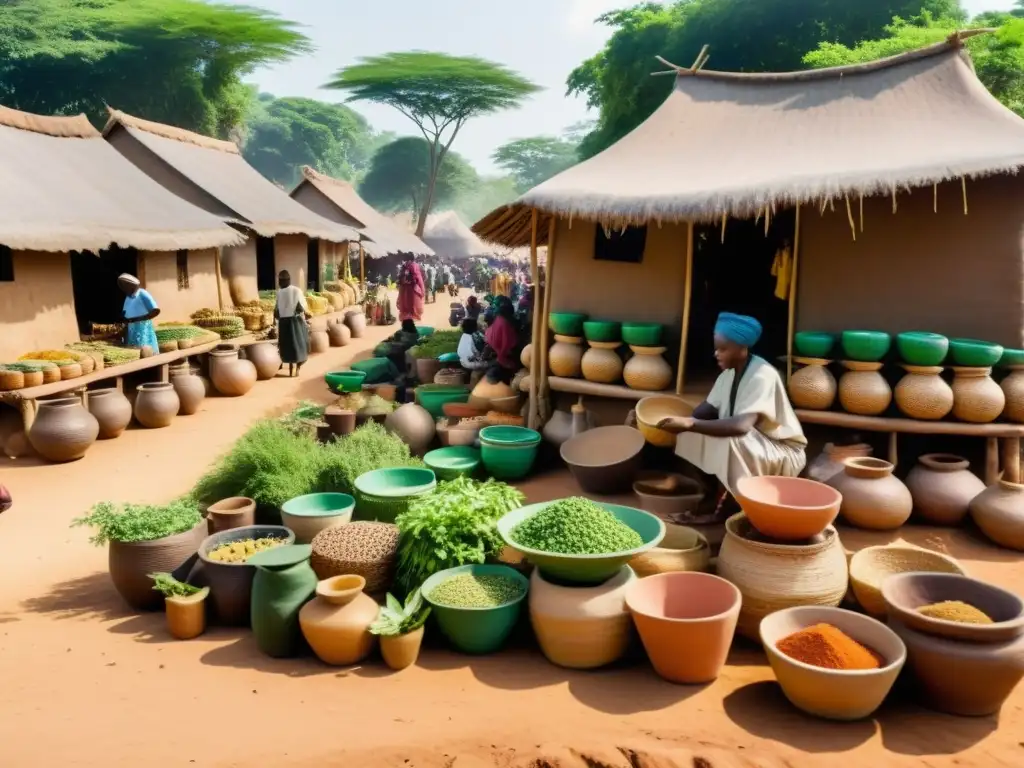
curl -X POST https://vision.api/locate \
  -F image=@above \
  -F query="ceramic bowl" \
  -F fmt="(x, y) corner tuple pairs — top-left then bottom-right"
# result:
(479, 426), (541, 446)
(841, 330), (892, 362)
(621, 322), (664, 347)
(760, 606), (906, 720)
(949, 338), (1004, 367)
(489, 395), (522, 414)
(998, 348), (1024, 367)
(561, 425), (645, 494)
(635, 395), (693, 448)
(794, 332), (835, 359)
(549, 312), (587, 336)
(424, 446), (481, 480)
(734, 476), (841, 541)
(352, 467), (437, 523)
(628, 524), (711, 578)
(280, 493), (355, 545)
(848, 545), (966, 618)
(480, 439), (540, 480)
(896, 332), (949, 366)
(583, 320), (622, 343)
(325, 370), (368, 393)
(632, 472), (705, 522)
(422, 564), (529, 654)
(881, 572), (1024, 643)
(414, 385), (470, 419)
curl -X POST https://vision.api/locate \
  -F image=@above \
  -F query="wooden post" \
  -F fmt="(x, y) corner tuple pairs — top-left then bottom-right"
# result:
(214, 247), (224, 311)
(986, 437), (1000, 486)
(1002, 437), (1020, 483)
(786, 205), (803, 385)
(359, 242), (366, 296)
(676, 221), (695, 395)
(539, 217), (558, 398)
(528, 209), (541, 430)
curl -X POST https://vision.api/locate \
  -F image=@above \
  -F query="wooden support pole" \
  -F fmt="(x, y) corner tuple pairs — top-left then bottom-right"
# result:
(786, 205), (803, 385)
(528, 209), (541, 430)
(986, 437), (1000, 486)
(1002, 437), (1020, 483)
(676, 221), (695, 395)
(359, 242), (366, 296)
(214, 247), (224, 311)
(539, 217), (558, 402)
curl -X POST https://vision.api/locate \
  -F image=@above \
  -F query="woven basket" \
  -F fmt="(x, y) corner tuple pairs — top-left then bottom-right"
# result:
(41, 366), (61, 384)
(239, 313), (263, 332)
(73, 353), (95, 375)
(22, 370), (44, 388)
(0, 369), (25, 391)
(849, 545), (966, 618)
(434, 369), (468, 386)
(158, 341), (179, 354)
(58, 362), (83, 380)
(309, 522), (399, 596)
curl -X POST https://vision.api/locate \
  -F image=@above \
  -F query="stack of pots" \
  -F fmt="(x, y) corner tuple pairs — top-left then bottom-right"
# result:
(788, 332), (837, 411)
(622, 323), (671, 392)
(948, 338), (1005, 423)
(581, 321), (623, 384)
(837, 331), (892, 416)
(894, 332), (952, 420)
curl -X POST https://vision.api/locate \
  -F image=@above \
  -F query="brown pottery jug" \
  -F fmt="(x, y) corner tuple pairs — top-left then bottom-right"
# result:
(905, 454), (985, 526)
(134, 383), (180, 429)
(87, 388), (132, 439)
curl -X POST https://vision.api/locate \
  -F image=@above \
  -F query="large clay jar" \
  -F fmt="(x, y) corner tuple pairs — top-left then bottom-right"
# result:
(28, 398), (100, 462)
(549, 335), (584, 378)
(838, 361), (892, 416)
(327, 321), (352, 348)
(169, 365), (206, 416)
(87, 388), (132, 439)
(299, 574), (380, 665)
(108, 520), (207, 610)
(716, 513), (848, 640)
(385, 403), (436, 455)
(542, 403), (594, 447)
(906, 454), (985, 526)
(134, 383), (180, 428)
(828, 457), (912, 530)
(245, 342), (282, 380)
(209, 349), (257, 397)
(581, 341), (623, 384)
(345, 310), (367, 339)
(895, 365), (954, 421)
(624, 346), (673, 392)
(970, 480), (1024, 551)
(788, 359), (836, 411)
(951, 367), (1005, 423)
(529, 566), (636, 670)
(250, 545), (319, 658)
(1001, 365), (1024, 423)
(309, 329), (330, 355)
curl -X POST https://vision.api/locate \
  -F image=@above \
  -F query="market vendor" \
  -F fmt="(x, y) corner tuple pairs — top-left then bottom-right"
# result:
(483, 299), (519, 383)
(397, 259), (425, 321)
(118, 273), (160, 355)
(654, 312), (807, 514)
(274, 270), (311, 378)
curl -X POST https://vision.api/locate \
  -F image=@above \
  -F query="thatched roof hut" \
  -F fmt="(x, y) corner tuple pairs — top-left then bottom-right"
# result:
(423, 211), (495, 260)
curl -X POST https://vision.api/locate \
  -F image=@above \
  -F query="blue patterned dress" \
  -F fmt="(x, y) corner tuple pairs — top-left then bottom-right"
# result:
(123, 288), (160, 354)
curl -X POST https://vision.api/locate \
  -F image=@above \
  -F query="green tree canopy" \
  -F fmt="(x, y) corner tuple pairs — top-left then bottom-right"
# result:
(326, 51), (540, 235)
(450, 175), (520, 226)
(492, 136), (580, 193)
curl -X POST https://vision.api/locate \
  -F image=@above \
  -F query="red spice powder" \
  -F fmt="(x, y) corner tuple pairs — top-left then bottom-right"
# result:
(776, 623), (884, 670)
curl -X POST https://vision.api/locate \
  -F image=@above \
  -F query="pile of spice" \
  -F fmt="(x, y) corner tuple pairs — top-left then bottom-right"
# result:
(207, 536), (287, 564)
(429, 573), (525, 608)
(917, 600), (994, 624)
(511, 497), (643, 555)
(776, 623), (883, 670)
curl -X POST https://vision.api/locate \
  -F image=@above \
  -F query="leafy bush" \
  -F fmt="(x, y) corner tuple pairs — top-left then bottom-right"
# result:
(314, 421), (423, 496)
(73, 499), (202, 545)
(409, 331), (461, 359)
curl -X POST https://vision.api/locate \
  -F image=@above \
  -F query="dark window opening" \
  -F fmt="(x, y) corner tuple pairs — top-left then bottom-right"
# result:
(70, 246), (139, 335)
(594, 224), (647, 264)
(256, 236), (276, 291)
(307, 238), (321, 291)
(0, 245), (13, 282)
(176, 249), (189, 290)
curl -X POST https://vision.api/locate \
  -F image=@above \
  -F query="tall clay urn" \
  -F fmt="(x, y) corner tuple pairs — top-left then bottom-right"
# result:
(828, 457), (912, 530)
(309, 329), (330, 355)
(249, 545), (319, 658)
(905, 454), (985, 526)
(951, 367), (1005, 423)
(245, 342), (282, 380)
(299, 575), (379, 665)
(327, 322), (352, 348)
(788, 359), (836, 411)
(87, 388), (132, 439)
(345, 310), (367, 338)
(1000, 365), (1024, 423)
(838, 361), (892, 416)
(624, 346), (673, 392)
(894, 365), (954, 421)
(549, 335), (584, 378)
(209, 348), (257, 397)
(134, 383), (180, 428)
(970, 481), (1024, 551)
(169, 364), (206, 416)
(28, 397), (100, 462)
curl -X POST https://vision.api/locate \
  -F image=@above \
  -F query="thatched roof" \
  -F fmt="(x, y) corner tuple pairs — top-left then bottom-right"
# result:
(103, 109), (360, 243)
(423, 211), (495, 260)
(291, 167), (433, 258)
(0, 105), (244, 253)
(474, 38), (1024, 248)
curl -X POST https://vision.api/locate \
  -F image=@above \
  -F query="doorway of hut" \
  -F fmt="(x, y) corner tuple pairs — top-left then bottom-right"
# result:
(70, 246), (139, 335)
(684, 211), (795, 392)
(256, 235), (276, 291)
(306, 238), (321, 291)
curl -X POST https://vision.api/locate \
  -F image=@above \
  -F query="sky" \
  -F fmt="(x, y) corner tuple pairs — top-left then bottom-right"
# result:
(229, 0), (1016, 174)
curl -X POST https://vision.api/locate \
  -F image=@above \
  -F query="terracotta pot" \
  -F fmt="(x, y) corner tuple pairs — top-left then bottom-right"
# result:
(951, 366), (1005, 423)
(838, 361), (892, 416)
(906, 454), (985, 526)
(251, 546), (319, 658)
(169, 366), (206, 415)
(134, 383), (179, 428)
(309, 330), (330, 355)
(416, 357), (443, 385)
(806, 442), (873, 484)
(345, 310), (367, 338)
(245, 342), (282, 380)
(629, 525), (710, 578)
(28, 398), (100, 462)
(626, 572), (741, 684)
(165, 588), (209, 640)
(623, 346), (673, 392)
(971, 480), (1024, 551)
(521, 344), (532, 371)
(206, 497), (256, 533)
(299, 575), (379, 665)
(209, 349), (257, 397)
(561, 425), (645, 494)
(735, 475), (841, 541)
(381, 627), (425, 671)
(716, 513), (848, 640)
(581, 341), (623, 384)
(1000, 365), (1024, 423)
(324, 406), (357, 437)
(327, 322), (352, 348)
(788, 359), (836, 410)
(109, 520), (207, 610)
(385, 403), (436, 455)
(529, 566), (636, 670)
(828, 457), (912, 531)
(87, 388), (132, 439)
(895, 365), (953, 420)
(549, 335), (584, 378)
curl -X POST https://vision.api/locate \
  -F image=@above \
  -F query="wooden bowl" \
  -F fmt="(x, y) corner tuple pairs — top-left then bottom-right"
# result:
(849, 545), (966, 618)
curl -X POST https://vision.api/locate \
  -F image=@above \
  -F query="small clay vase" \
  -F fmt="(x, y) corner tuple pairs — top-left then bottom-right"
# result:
(788, 359), (836, 411)
(385, 403), (436, 455)
(894, 365), (953, 421)
(380, 627), (425, 671)
(165, 588), (209, 640)
(134, 383), (180, 428)
(169, 365), (206, 415)
(581, 341), (623, 384)
(206, 497), (256, 533)
(838, 361), (892, 416)
(299, 575), (380, 665)
(951, 367), (1005, 423)
(209, 349), (257, 397)
(327, 322), (352, 348)
(624, 346), (673, 392)
(828, 457), (912, 530)
(245, 342), (282, 380)
(309, 330), (330, 355)
(549, 335), (584, 378)
(28, 397), (100, 462)
(87, 388), (132, 439)
(1000, 365), (1024, 423)
(542, 401), (594, 447)
(324, 406), (357, 437)
(905, 454), (985, 526)
(970, 480), (1024, 551)
(345, 310), (367, 338)
(250, 545), (319, 658)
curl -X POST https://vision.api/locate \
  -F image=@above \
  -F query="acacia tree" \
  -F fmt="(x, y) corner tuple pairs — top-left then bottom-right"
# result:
(326, 51), (540, 236)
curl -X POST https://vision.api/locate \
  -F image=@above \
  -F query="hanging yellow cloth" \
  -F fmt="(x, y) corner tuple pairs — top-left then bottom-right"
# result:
(771, 246), (792, 301)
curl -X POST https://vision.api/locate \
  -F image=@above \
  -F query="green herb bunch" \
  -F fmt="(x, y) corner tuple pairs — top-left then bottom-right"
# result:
(510, 497), (642, 555)
(314, 421), (423, 496)
(149, 572), (202, 598)
(409, 331), (461, 359)
(394, 477), (524, 597)
(369, 589), (430, 637)
(73, 499), (202, 545)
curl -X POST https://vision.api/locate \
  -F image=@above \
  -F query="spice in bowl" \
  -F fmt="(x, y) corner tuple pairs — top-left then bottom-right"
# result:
(511, 497), (643, 554)
(777, 623), (883, 670)
(917, 600), (993, 624)
(428, 573), (525, 608)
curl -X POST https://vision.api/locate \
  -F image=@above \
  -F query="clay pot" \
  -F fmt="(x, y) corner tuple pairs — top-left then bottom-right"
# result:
(345, 310), (367, 338)
(895, 365), (953, 420)
(209, 349), (257, 397)
(206, 497), (256, 533)
(165, 588), (209, 640)
(906, 454), (985, 526)
(299, 575), (379, 665)
(87, 388), (132, 439)
(134, 383), (179, 428)
(623, 346), (673, 392)
(327, 322), (352, 348)
(245, 342), (282, 380)
(629, 525), (710, 578)
(806, 442), (873, 484)
(581, 341), (623, 384)
(169, 366), (206, 415)
(838, 361), (892, 416)
(1000, 365), (1024, 423)
(828, 457), (912, 531)
(385, 403), (436, 455)
(542, 404), (594, 447)
(521, 344), (532, 371)
(416, 357), (443, 385)
(28, 398), (100, 462)
(381, 627), (425, 671)
(971, 480), (1024, 551)
(735, 475), (841, 541)
(716, 513), (848, 640)
(109, 520), (208, 610)
(250, 545), (319, 658)
(549, 335), (584, 378)
(788, 359), (836, 411)
(309, 329), (330, 355)
(324, 406), (356, 437)
(561, 425), (645, 494)
(626, 572), (741, 684)
(951, 367), (1005, 423)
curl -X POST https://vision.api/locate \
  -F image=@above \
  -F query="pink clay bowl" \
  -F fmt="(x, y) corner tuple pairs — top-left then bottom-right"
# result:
(735, 476), (842, 541)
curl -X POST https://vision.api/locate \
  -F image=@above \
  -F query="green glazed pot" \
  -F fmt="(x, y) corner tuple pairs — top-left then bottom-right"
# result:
(999, 349), (1024, 367)
(415, 385), (470, 418)
(422, 564), (529, 654)
(478, 426), (542, 445)
(794, 332), (835, 359)
(622, 323), (664, 347)
(480, 440), (540, 480)
(549, 313), (588, 336)
(353, 467), (437, 523)
(424, 446), (481, 480)
(841, 330), (892, 362)
(949, 338), (1004, 367)
(897, 332), (949, 366)
(583, 321), (622, 343)
(249, 544), (318, 658)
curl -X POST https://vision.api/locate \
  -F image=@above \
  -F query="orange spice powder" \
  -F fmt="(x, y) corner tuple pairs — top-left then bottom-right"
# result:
(776, 623), (883, 670)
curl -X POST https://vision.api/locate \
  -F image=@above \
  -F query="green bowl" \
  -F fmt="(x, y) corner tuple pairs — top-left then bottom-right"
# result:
(480, 441), (540, 480)
(621, 323), (664, 347)
(496, 501), (666, 585)
(897, 332), (949, 366)
(353, 467), (437, 523)
(438, 352), (460, 364)
(325, 370), (368, 393)
(422, 564), (529, 654)
(794, 332), (835, 358)
(999, 348), (1024, 368)
(583, 320), (622, 343)
(415, 384), (470, 418)
(549, 312), (587, 336)
(479, 426), (541, 446)
(949, 338), (1004, 367)
(417, 326), (435, 337)
(841, 331), (892, 362)
(424, 446), (481, 480)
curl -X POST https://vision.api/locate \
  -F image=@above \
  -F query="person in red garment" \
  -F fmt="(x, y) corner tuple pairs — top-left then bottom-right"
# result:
(484, 298), (519, 383)
(396, 259), (425, 322)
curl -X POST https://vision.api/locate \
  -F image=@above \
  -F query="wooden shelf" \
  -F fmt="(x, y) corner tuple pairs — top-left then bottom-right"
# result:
(795, 409), (1024, 438)
(520, 374), (702, 406)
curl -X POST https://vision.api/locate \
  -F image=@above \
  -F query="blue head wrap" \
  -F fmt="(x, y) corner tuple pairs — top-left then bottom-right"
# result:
(715, 312), (762, 347)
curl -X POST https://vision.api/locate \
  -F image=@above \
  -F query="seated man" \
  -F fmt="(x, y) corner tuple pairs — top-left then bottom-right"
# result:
(656, 312), (807, 517)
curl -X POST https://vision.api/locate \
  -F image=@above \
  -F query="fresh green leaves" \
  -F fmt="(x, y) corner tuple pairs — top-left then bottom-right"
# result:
(369, 588), (431, 637)
(72, 500), (202, 545)
(511, 497), (642, 555)
(149, 572), (202, 598)
(409, 331), (462, 360)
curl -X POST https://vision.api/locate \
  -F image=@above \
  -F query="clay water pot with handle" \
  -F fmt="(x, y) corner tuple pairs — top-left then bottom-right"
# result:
(87, 388), (132, 439)
(971, 480), (1024, 551)
(905, 454), (985, 526)
(788, 358), (836, 411)
(345, 310), (367, 338)
(244, 342), (282, 380)
(299, 575), (379, 665)
(28, 397), (100, 462)
(828, 457), (912, 531)
(951, 367), (1005, 423)
(133, 383), (180, 428)
(209, 349), (257, 396)
(168, 364), (206, 415)
(895, 365), (953, 420)
(623, 346), (673, 392)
